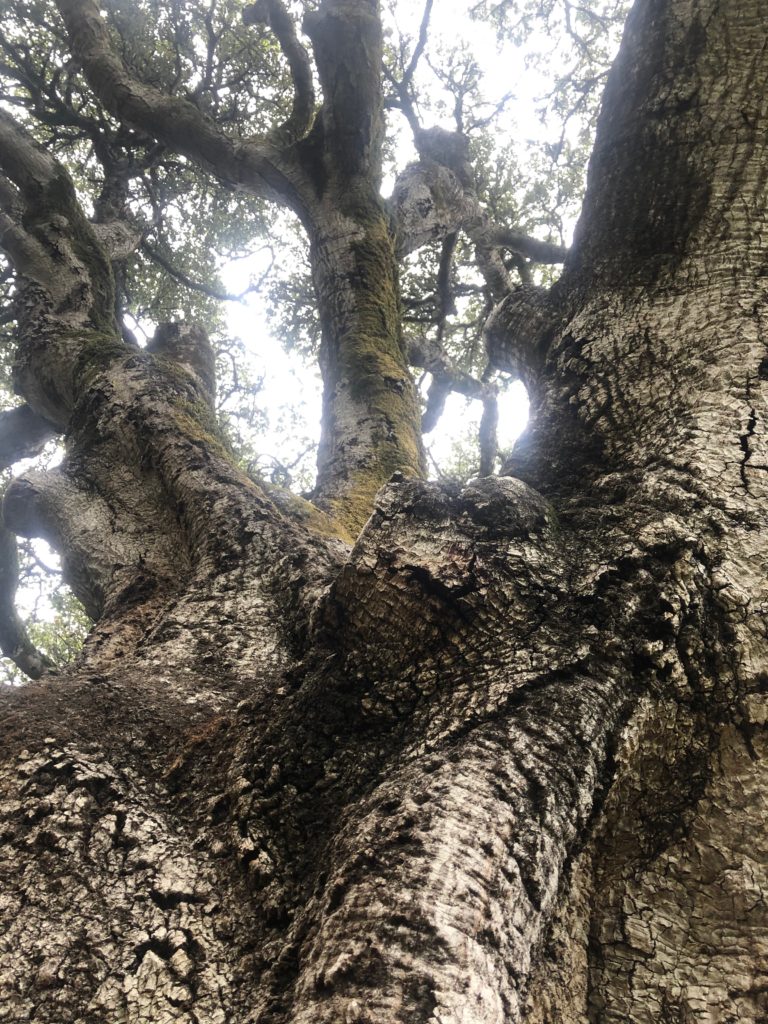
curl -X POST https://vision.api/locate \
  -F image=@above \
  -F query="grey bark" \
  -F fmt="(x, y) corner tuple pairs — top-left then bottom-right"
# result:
(1, 0), (768, 1022)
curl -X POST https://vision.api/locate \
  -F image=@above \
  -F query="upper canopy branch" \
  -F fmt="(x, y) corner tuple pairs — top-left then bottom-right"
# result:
(54, 0), (307, 213)
(391, 157), (566, 268)
(243, 0), (315, 143)
(401, 0), (434, 90)
(302, 0), (386, 195)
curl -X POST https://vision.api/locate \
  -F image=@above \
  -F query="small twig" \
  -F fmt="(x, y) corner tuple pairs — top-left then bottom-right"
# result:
(140, 241), (265, 303)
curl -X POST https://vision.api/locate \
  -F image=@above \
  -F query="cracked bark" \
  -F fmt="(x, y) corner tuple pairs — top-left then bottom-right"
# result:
(1, 0), (768, 1022)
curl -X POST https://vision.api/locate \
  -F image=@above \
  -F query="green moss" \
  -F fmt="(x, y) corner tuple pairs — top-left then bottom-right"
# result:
(266, 487), (355, 545)
(145, 350), (234, 458)
(73, 330), (131, 390)
(150, 352), (202, 393)
(352, 228), (422, 466)
(170, 406), (233, 461)
(324, 452), (418, 539)
(312, 208), (426, 536)
(345, 216), (423, 451)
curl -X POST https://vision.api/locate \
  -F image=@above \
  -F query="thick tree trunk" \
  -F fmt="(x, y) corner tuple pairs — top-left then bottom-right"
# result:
(2, 0), (768, 1022)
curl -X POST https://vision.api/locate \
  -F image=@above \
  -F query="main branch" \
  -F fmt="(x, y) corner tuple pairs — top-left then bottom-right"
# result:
(54, 0), (307, 214)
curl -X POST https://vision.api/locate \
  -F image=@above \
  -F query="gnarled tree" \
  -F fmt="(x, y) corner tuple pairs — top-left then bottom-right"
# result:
(1, 0), (767, 1021)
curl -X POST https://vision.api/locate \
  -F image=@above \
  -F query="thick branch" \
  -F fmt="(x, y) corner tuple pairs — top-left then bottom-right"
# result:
(303, 0), (385, 192)
(0, 122), (123, 427)
(391, 160), (566, 267)
(0, 171), (23, 219)
(473, 239), (515, 301)
(91, 219), (141, 261)
(243, 0), (315, 142)
(391, 160), (476, 256)
(0, 108), (57, 197)
(568, 0), (768, 282)
(484, 284), (562, 385)
(435, 232), (458, 328)
(0, 208), (58, 289)
(481, 226), (567, 264)
(478, 394), (498, 476)
(0, 524), (56, 680)
(407, 332), (495, 433)
(54, 0), (304, 210)
(0, 406), (59, 471)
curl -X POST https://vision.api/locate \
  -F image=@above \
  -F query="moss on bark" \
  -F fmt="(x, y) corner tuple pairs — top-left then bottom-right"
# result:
(313, 210), (424, 535)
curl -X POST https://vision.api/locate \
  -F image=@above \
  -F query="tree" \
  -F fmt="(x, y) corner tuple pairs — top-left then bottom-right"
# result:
(1, 0), (767, 1019)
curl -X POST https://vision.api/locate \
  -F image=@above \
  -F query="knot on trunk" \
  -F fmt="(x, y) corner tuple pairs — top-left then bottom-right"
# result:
(146, 323), (216, 408)
(317, 476), (558, 675)
(372, 475), (553, 538)
(390, 161), (475, 258)
(413, 126), (474, 188)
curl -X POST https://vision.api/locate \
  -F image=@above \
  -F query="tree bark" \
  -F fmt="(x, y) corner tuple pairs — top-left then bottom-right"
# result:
(2, 0), (768, 1022)
(301, 0), (427, 532)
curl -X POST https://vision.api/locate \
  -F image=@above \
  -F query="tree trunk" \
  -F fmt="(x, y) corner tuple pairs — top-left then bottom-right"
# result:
(310, 202), (425, 536)
(2, 0), (768, 1022)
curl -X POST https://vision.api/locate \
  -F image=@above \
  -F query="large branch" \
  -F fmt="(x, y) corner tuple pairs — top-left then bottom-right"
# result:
(0, 524), (56, 679)
(407, 332), (494, 430)
(91, 219), (141, 261)
(54, 0), (305, 211)
(0, 206), (58, 290)
(482, 226), (567, 265)
(243, 0), (315, 142)
(0, 108), (57, 197)
(0, 124), (64, 287)
(391, 160), (566, 267)
(303, 0), (386, 194)
(0, 111), (119, 426)
(391, 160), (477, 256)
(0, 406), (59, 471)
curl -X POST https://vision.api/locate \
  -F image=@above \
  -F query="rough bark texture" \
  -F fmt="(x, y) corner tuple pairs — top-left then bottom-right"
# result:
(1, 0), (767, 1022)
(301, 0), (427, 532)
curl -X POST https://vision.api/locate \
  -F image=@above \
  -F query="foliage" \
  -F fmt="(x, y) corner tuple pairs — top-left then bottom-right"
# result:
(0, 571), (90, 687)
